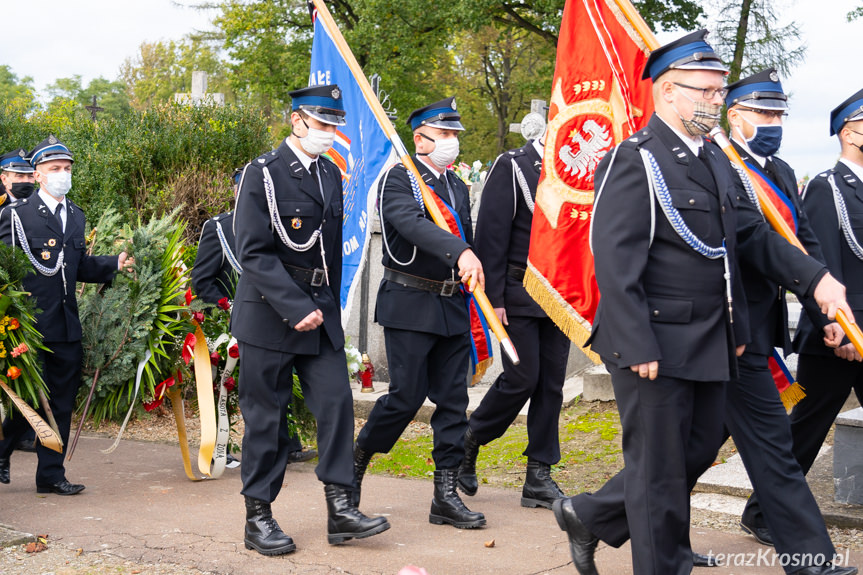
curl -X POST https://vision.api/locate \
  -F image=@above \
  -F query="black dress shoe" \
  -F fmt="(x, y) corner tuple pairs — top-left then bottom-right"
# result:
(739, 518), (774, 546)
(36, 479), (85, 495)
(791, 565), (858, 575)
(0, 458), (9, 484)
(693, 551), (718, 567)
(287, 449), (317, 464)
(552, 497), (599, 575)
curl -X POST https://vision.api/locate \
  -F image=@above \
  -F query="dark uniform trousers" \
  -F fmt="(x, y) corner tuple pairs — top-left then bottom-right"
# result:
(239, 336), (354, 502)
(469, 142), (570, 464)
(357, 328), (470, 468)
(469, 315), (569, 463)
(231, 141), (350, 503)
(569, 116), (827, 575)
(356, 158), (475, 470)
(0, 195), (118, 486)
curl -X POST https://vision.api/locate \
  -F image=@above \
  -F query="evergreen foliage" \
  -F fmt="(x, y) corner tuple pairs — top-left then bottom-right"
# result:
(78, 208), (190, 423)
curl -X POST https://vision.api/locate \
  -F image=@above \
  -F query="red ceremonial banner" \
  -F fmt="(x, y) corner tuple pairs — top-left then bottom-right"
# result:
(524, 0), (655, 362)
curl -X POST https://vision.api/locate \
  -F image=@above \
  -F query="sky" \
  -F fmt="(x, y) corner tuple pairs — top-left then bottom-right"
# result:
(0, 0), (861, 178)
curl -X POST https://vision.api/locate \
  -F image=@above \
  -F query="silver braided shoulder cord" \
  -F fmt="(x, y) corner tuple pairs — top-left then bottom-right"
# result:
(379, 166), (418, 266)
(11, 208), (64, 275)
(639, 148), (727, 260)
(733, 164), (765, 218)
(262, 166), (321, 252)
(511, 159), (535, 214)
(215, 221), (243, 274)
(828, 174), (863, 261)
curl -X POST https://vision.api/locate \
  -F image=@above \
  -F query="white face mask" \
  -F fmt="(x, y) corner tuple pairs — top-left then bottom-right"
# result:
(297, 119), (335, 156)
(39, 171), (72, 198)
(426, 136), (460, 169)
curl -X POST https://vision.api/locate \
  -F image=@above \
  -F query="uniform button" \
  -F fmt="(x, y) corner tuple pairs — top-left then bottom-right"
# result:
(283, 318), (289, 323)
(793, 279), (800, 285)
(613, 352), (621, 358)
(313, 292), (319, 297)
(689, 199), (695, 205)
(721, 206), (726, 213)
(322, 219), (326, 224)
(446, 252), (451, 258)
(653, 309), (660, 317)
(261, 295), (266, 301)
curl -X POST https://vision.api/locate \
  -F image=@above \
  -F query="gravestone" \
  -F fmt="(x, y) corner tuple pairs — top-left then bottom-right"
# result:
(174, 71), (225, 106)
(834, 407), (863, 504)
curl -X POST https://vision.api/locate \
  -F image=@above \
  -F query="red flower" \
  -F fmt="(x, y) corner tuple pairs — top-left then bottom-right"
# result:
(228, 344), (239, 358)
(8, 318), (19, 330)
(224, 376), (236, 392)
(11, 343), (28, 358)
(184, 288), (193, 306)
(217, 297), (230, 311)
(210, 351), (221, 366)
(143, 374), (179, 412)
(6, 366), (21, 380)
(182, 332), (196, 364)
(192, 310), (205, 323)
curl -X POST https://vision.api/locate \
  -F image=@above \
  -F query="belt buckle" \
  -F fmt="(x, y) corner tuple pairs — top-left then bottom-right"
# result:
(440, 279), (458, 297)
(311, 268), (325, 287)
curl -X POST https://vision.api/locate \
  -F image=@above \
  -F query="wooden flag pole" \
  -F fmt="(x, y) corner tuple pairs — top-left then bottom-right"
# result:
(310, 0), (519, 365)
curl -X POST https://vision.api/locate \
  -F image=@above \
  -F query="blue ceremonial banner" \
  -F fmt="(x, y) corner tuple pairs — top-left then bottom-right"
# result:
(309, 9), (396, 321)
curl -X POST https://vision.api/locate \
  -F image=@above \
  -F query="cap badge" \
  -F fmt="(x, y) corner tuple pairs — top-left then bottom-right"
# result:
(291, 217), (303, 230)
(17, 149), (26, 157)
(331, 87), (341, 99)
(769, 70), (779, 82)
(48, 135), (58, 145)
(451, 98), (457, 111)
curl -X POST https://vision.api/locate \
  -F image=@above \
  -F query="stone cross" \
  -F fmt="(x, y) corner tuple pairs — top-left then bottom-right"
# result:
(85, 95), (104, 121)
(174, 71), (225, 106)
(510, 99), (548, 141)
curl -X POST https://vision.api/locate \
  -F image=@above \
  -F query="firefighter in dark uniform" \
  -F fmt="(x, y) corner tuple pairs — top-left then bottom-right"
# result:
(686, 70), (853, 575)
(1, 148), (37, 204)
(457, 136), (570, 509)
(550, 31), (853, 575)
(231, 85), (389, 556)
(0, 136), (130, 493)
(742, 88), (863, 549)
(192, 169), (316, 466)
(352, 97), (487, 529)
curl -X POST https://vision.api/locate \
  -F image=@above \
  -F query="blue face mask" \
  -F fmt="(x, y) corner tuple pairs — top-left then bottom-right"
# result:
(740, 114), (783, 157)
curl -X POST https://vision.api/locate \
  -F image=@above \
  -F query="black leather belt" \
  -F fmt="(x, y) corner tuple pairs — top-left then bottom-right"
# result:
(507, 264), (526, 281)
(285, 264), (326, 287)
(383, 268), (460, 297)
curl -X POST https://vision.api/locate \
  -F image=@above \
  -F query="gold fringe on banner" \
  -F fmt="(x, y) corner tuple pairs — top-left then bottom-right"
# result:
(779, 382), (806, 414)
(523, 263), (602, 365)
(470, 357), (493, 387)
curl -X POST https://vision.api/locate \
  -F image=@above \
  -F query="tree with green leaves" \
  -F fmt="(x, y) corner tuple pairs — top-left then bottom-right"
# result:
(710, 0), (806, 84)
(46, 75), (131, 118)
(0, 65), (36, 112)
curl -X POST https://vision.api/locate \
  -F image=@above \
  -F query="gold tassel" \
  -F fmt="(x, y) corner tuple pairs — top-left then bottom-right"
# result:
(471, 357), (493, 387)
(779, 382), (806, 414)
(523, 265), (602, 365)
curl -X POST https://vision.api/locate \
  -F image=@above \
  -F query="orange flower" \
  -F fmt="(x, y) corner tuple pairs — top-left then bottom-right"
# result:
(6, 366), (21, 380)
(8, 318), (19, 330)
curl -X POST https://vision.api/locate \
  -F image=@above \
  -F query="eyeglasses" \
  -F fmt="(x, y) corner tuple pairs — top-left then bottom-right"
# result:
(739, 107), (789, 120)
(673, 82), (728, 100)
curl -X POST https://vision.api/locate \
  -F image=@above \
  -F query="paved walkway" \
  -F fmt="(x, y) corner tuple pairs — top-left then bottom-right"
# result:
(2, 436), (861, 574)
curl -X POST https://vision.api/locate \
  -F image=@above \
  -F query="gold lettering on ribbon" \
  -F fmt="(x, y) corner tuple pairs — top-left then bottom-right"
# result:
(0, 379), (63, 453)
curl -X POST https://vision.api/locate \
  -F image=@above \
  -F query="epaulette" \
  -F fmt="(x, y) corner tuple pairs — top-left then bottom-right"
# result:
(623, 127), (652, 147)
(506, 146), (528, 158)
(252, 150), (279, 167)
